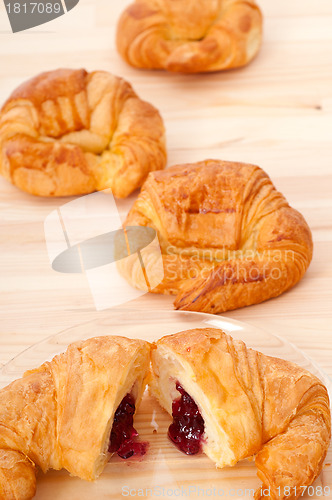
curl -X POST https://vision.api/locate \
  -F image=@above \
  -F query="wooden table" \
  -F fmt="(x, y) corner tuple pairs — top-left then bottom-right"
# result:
(0, 0), (331, 496)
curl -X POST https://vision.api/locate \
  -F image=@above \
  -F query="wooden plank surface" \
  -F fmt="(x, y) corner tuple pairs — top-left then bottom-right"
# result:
(0, 0), (332, 497)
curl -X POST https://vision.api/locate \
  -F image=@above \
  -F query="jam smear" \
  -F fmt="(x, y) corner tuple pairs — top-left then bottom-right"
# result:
(109, 393), (147, 459)
(168, 382), (205, 455)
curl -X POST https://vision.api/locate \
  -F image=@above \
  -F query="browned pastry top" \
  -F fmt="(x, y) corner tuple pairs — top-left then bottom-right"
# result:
(117, 0), (263, 72)
(10, 68), (87, 114)
(0, 69), (166, 197)
(148, 160), (280, 249)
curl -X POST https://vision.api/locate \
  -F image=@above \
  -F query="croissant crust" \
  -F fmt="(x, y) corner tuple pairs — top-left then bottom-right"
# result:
(0, 69), (166, 197)
(150, 328), (331, 500)
(121, 159), (313, 313)
(0, 336), (150, 500)
(117, 0), (263, 72)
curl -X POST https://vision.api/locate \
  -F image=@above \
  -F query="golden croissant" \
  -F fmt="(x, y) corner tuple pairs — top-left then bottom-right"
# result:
(120, 160), (313, 313)
(0, 68), (166, 197)
(117, 0), (263, 73)
(0, 336), (150, 500)
(150, 328), (331, 500)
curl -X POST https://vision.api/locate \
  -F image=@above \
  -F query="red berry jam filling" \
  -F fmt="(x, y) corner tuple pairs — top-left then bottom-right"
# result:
(168, 382), (205, 455)
(109, 393), (148, 459)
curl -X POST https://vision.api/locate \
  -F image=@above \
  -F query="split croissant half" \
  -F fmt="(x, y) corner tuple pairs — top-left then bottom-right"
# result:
(117, 0), (263, 72)
(0, 68), (166, 197)
(120, 160), (313, 314)
(150, 328), (331, 500)
(0, 336), (150, 500)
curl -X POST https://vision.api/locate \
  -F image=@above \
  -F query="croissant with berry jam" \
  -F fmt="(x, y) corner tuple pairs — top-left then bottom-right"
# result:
(150, 328), (331, 500)
(0, 336), (150, 500)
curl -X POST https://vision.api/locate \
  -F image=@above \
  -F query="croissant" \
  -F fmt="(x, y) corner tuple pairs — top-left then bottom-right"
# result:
(150, 328), (331, 500)
(116, 0), (263, 73)
(120, 160), (313, 313)
(0, 68), (166, 197)
(0, 336), (150, 500)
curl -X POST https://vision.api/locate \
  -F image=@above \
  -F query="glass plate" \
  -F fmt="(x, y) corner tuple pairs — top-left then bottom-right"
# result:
(1, 309), (331, 500)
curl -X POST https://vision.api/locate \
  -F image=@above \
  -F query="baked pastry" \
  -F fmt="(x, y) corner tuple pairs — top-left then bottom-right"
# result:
(116, 0), (263, 73)
(150, 328), (331, 500)
(0, 69), (166, 197)
(120, 160), (313, 314)
(0, 336), (150, 500)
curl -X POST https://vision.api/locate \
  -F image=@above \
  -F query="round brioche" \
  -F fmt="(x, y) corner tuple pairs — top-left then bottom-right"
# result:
(117, 0), (263, 73)
(0, 69), (166, 197)
(119, 159), (313, 313)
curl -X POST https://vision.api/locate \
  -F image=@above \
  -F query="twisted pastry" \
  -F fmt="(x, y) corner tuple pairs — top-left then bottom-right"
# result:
(117, 0), (263, 72)
(0, 69), (166, 197)
(0, 336), (150, 500)
(150, 328), (331, 500)
(120, 160), (313, 313)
